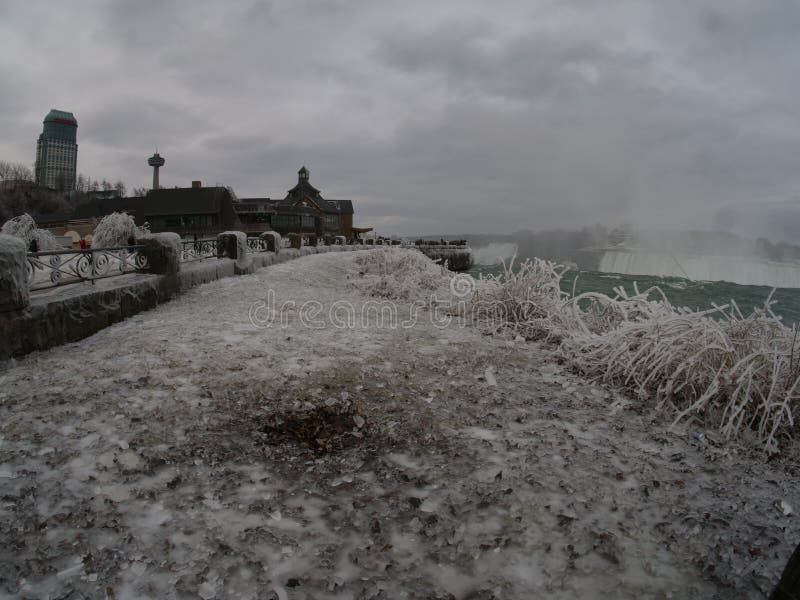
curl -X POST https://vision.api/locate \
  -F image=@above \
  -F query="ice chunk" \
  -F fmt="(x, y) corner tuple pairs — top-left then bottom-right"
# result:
(198, 580), (217, 599)
(463, 427), (498, 441)
(57, 560), (84, 580)
(273, 586), (289, 600)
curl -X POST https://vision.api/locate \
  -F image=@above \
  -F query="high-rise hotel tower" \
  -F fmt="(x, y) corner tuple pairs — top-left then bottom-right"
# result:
(34, 109), (78, 190)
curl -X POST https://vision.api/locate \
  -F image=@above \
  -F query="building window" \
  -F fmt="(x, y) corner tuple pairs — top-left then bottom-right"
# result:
(273, 214), (301, 229)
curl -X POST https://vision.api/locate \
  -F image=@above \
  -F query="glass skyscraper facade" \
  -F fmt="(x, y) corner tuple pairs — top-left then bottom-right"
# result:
(34, 109), (78, 191)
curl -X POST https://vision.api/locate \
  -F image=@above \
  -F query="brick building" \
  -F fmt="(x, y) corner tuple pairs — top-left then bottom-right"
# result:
(236, 167), (355, 239)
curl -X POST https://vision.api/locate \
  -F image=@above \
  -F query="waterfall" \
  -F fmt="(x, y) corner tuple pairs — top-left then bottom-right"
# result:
(598, 250), (800, 289)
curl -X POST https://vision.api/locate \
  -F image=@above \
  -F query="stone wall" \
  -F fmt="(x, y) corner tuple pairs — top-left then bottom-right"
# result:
(416, 246), (474, 272)
(0, 240), (363, 360)
(0, 234), (29, 313)
(0, 273), (178, 359)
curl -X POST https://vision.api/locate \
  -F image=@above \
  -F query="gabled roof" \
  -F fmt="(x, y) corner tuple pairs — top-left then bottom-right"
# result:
(237, 197), (275, 204)
(327, 199), (354, 215)
(277, 194), (336, 214)
(238, 169), (355, 217)
(280, 168), (353, 215)
(285, 178), (322, 201)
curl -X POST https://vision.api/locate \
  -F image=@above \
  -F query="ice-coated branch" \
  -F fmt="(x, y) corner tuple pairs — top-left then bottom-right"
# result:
(91, 212), (150, 249)
(471, 257), (800, 454)
(1, 213), (61, 250)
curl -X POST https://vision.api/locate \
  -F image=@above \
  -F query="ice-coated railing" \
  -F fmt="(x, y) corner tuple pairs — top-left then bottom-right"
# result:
(246, 237), (268, 252)
(24, 231), (346, 292)
(180, 239), (218, 263)
(180, 237), (274, 263)
(27, 246), (149, 291)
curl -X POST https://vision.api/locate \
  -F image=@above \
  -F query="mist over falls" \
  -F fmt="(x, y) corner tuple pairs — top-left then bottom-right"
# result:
(470, 243), (518, 266)
(463, 228), (800, 271)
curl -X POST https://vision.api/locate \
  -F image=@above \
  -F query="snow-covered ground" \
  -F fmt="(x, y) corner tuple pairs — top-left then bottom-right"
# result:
(0, 249), (798, 599)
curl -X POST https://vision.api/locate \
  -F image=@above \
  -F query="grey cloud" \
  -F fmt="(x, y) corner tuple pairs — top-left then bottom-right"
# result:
(82, 99), (208, 148)
(377, 20), (654, 107)
(3, 0), (800, 240)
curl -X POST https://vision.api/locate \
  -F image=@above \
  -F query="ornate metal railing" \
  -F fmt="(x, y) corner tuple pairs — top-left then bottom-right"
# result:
(246, 238), (268, 252)
(180, 239), (218, 262)
(27, 247), (149, 291)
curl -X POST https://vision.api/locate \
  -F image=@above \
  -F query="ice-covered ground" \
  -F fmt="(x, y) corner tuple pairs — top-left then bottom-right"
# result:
(0, 250), (798, 599)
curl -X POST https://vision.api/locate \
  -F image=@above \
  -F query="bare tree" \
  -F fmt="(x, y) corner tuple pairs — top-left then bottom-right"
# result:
(0, 185), (70, 223)
(114, 180), (126, 197)
(0, 160), (34, 184)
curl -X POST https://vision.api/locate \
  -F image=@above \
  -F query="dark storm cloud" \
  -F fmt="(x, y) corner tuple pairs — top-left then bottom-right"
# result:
(2, 0), (800, 238)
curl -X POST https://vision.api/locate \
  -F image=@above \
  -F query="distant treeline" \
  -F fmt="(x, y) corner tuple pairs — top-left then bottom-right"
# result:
(414, 239), (468, 246)
(0, 160), (144, 225)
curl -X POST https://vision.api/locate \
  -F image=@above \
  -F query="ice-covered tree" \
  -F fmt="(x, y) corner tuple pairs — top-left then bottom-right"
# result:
(91, 212), (150, 248)
(0, 213), (61, 250)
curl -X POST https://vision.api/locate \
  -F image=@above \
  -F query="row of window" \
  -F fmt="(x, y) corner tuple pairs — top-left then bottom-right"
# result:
(149, 215), (219, 228)
(251, 214), (340, 229)
(41, 144), (76, 154)
(142, 213), (342, 232)
(271, 214), (319, 229)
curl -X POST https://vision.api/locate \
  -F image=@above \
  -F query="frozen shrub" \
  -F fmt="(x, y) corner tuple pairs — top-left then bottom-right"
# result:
(91, 212), (150, 248)
(354, 247), (446, 301)
(474, 257), (800, 453)
(1, 213), (62, 250)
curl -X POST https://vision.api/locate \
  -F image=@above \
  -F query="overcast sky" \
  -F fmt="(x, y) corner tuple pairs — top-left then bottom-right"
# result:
(2, 1), (800, 238)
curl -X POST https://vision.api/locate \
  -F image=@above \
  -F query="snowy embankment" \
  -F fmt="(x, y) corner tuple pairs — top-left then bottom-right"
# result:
(473, 258), (800, 454)
(0, 249), (798, 599)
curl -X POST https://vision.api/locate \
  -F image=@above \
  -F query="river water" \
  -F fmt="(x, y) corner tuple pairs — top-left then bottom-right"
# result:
(467, 263), (800, 327)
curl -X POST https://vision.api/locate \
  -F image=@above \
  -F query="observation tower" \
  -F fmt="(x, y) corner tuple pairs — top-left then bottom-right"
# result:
(147, 152), (165, 190)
